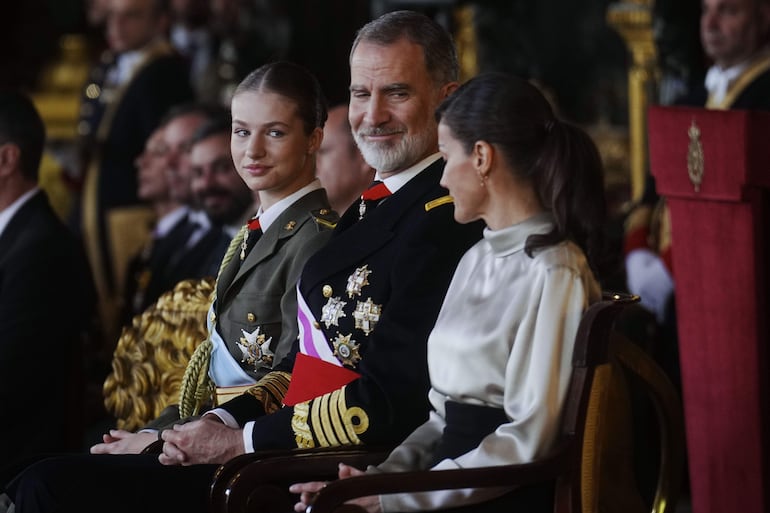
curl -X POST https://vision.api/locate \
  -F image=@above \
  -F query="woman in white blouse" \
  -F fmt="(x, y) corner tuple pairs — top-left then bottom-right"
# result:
(291, 72), (606, 513)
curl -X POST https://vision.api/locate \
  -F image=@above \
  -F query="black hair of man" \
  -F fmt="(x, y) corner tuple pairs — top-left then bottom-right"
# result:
(159, 102), (229, 130)
(0, 90), (46, 182)
(189, 113), (232, 147)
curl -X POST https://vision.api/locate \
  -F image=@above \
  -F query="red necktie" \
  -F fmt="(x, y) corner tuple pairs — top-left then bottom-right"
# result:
(359, 181), (392, 219)
(361, 181), (391, 201)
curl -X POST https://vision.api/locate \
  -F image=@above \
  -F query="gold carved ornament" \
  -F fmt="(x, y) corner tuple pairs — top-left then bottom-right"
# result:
(687, 120), (704, 192)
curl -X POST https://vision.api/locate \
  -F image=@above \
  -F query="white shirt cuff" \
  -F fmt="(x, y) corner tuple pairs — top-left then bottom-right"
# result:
(204, 408), (239, 428)
(243, 421), (255, 453)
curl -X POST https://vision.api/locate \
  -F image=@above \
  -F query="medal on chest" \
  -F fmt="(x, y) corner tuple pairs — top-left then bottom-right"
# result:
(237, 327), (274, 369)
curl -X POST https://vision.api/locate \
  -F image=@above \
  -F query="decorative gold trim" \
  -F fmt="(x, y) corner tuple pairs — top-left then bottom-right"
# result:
(706, 51), (770, 110)
(606, 1), (659, 201)
(292, 401), (315, 448)
(425, 195), (454, 211)
(453, 4), (478, 82)
(687, 120), (704, 192)
(328, 391), (352, 445)
(315, 217), (337, 229)
(246, 371), (291, 414)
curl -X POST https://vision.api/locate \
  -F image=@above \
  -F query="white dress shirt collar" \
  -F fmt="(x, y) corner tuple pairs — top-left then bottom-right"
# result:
(375, 153), (442, 195)
(153, 205), (190, 238)
(255, 179), (323, 232)
(0, 187), (40, 239)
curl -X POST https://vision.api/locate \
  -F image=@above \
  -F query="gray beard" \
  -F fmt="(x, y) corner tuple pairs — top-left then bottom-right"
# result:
(354, 130), (434, 173)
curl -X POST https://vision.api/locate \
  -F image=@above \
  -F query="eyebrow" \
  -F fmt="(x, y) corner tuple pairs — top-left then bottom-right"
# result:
(349, 82), (411, 93)
(231, 118), (291, 128)
(382, 83), (410, 93)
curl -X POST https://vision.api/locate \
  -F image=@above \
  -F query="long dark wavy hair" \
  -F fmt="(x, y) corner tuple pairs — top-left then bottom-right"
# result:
(435, 72), (607, 275)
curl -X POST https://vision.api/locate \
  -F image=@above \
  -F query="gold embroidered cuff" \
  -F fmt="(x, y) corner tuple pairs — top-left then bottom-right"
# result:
(292, 401), (315, 448)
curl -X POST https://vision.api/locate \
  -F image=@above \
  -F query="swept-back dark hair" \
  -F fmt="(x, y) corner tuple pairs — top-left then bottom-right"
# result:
(435, 72), (606, 274)
(233, 61), (328, 135)
(351, 10), (459, 86)
(0, 90), (45, 181)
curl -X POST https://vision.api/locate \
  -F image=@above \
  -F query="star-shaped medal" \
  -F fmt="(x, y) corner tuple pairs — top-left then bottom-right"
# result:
(353, 298), (382, 335)
(332, 333), (362, 368)
(237, 327), (274, 369)
(346, 265), (372, 299)
(321, 296), (347, 328)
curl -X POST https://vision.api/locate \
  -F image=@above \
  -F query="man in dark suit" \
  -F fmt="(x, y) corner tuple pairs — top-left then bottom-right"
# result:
(6, 12), (483, 513)
(150, 117), (254, 301)
(0, 92), (95, 472)
(78, 0), (194, 343)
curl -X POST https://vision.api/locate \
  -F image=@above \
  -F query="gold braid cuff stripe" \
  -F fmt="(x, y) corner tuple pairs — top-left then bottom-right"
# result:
(304, 387), (369, 448)
(246, 371), (291, 415)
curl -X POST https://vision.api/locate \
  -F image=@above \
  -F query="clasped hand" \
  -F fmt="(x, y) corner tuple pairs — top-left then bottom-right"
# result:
(159, 416), (245, 465)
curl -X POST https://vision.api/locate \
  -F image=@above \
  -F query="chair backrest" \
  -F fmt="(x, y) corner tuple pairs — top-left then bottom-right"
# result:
(557, 292), (685, 513)
(551, 292), (643, 512)
(580, 331), (685, 513)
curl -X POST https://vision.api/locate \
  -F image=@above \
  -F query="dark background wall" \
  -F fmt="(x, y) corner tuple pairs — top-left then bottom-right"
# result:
(2, 0), (704, 125)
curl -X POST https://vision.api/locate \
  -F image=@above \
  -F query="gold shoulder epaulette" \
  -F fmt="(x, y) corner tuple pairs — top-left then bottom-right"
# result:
(311, 208), (339, 230)
(425, 195), (454, 212)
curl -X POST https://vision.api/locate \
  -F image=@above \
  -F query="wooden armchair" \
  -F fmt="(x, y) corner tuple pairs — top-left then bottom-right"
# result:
(211, 292), (684, 513)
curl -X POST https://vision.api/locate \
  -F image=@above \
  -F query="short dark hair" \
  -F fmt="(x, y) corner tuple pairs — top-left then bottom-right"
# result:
(351, 10), (459, 86)
(190, 114), (231, 147)
(0, 90), (46, 181)
(234, 61), (328, 135)
(160, 102), (228, 129)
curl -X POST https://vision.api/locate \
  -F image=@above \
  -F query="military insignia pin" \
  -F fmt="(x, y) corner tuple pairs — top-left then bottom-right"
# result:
(237, 327), (274, 368)
(320, 296), (347, 328)
(346, 265), (372, 298)
(240, 237), (248, 261)
(333, 333), (362, 367)
(353, 298), (382, 335)
(358, 199), (367, 220)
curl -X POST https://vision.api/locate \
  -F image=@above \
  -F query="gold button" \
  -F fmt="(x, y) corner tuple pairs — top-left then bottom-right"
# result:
(247, 313), (256, 322)
(284, 220), (296, 230)
(313, 321), (321, 329)
(85, 83), (101, 99)
(322, 285), (333, 298)
(319, 209), (330, 215)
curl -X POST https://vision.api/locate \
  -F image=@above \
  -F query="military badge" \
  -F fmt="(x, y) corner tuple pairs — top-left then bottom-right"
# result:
(353, 298), (382, 335)
(346, 265), (372, 298)
(333, 333), (362, 368)
(358, 199), (367, 220)
(237, 327), (274, 368)
(321, 296), (347, 328)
